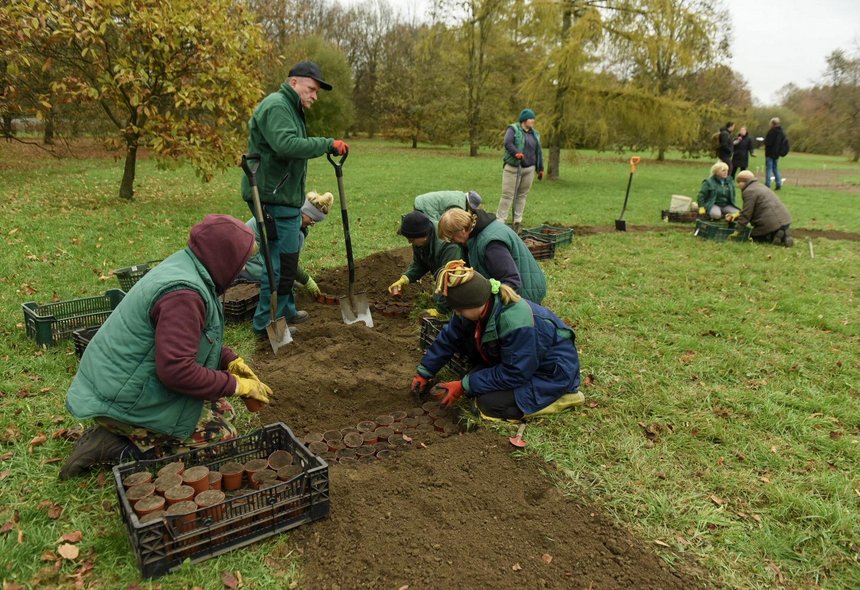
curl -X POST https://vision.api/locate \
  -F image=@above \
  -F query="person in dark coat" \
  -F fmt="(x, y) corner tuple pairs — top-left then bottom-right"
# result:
(696, 161), (739, 220)
(717, 121), (734, 170)
(731, 126), (755, 178)
(764, 117), (787, 190)
(409, 261), (582, 422)
(730, 171), (793, 246)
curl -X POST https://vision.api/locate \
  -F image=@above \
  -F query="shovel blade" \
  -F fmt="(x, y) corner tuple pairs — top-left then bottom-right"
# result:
(508, 423), (527, 447)
(615, 219), (627, 232)
(339, 293), (373, 327)
(266, 317), (292, 355)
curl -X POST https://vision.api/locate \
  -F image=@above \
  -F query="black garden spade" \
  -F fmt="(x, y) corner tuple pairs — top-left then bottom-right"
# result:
(615, 156), (641, 232)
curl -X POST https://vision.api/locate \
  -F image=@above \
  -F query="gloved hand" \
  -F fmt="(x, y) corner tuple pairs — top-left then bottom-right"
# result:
(691, 201), (698, 209)
(331, 139), (349, 155)
(537, 171), (544, 180)
(234, 376), (272, 405)
(728, 230), (741, 239)
(387, 275), (410, 295)
(422, 308), (440, 318)
(724, 212), (740, 222)
(410, 374), (431, 396)
(227, 357), (260, 381)
(304, 275), (321, 298)
(514, 152), (524, 160)
(433, 381), (465, 407)
(698, 207), (706, 215)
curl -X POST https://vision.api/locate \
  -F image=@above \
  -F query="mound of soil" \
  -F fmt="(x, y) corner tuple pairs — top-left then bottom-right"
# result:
(252, 248), (704, 589)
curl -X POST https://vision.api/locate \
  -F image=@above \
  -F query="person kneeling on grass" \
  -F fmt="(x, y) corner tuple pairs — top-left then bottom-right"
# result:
(409, 260), (583, 422)
(60, 214), (273, 479)
(728, 170), (794, 247)
(696, 161), (739, 220)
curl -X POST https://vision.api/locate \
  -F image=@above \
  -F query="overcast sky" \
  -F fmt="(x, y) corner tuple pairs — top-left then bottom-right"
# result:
(347, 0), (859, 106)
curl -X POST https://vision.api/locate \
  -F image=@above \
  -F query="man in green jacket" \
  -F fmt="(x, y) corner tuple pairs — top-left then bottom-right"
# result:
(241, 61), (348, 336)
(414, 190), (482, 222)
(496, 108), (544, 234)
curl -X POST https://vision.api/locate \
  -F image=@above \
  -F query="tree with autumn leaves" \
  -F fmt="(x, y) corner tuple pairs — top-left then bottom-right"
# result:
(1, 0), (270, 199)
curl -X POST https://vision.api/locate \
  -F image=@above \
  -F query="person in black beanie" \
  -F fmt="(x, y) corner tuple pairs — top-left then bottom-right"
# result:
(387, 212), (464, 312)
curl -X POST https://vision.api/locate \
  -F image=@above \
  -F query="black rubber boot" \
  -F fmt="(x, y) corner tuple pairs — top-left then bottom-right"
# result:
(59, 426), (133, 480)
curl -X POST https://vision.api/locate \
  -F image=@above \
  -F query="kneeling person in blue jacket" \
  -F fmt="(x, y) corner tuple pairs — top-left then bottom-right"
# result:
(410, 260), (583, 421)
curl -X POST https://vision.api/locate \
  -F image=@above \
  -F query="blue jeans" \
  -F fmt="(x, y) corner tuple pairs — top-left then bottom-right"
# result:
(248, 203), (302, 332)
(765, 157), (781, 188)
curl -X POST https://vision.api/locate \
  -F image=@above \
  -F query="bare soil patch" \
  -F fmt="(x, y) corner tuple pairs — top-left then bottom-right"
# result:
(251, 248), (707, 589)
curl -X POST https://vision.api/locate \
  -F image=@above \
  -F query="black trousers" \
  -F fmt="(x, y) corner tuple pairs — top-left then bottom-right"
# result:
(474, 390), (524, 421)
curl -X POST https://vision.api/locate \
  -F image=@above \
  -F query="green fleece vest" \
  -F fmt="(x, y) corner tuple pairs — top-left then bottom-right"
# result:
(413, 191), (468, 222)
(65, 249), (224, 438)
(503, 123), (542, 167)
(468, 220), (547, 304)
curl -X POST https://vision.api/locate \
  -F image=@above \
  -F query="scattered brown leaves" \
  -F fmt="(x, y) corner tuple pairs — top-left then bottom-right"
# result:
(28, 433), (47, 453)
(583, 374), (595, 387)
(679, 350), (696, 364)
(0, 451), (13, 461)
(57, 543), (79, 560)
(0, 471), (10, 481)
(511, 563), (522, 572)
(38, 500), (63, 520)
(2, 426), (22, 444)
(58, 531), (83, 543)
(708, 495), (725, 506)
(541, 553), (553, 564)
(221, 570), (242, 589)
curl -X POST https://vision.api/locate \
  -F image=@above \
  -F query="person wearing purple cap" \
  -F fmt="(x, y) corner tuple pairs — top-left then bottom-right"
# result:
(241, 61), (349, 335)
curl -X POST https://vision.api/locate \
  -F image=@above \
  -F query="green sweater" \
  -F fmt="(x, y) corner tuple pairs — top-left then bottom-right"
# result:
(697, 175), (737, 211)
(241, 84), (332, 208)
(469, 220), (547, 304)
(404, 221), (465, 283)
(66, 250), (224, 438)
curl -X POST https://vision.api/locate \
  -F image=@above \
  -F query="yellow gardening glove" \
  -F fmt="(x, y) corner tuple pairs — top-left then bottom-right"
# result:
(423, 308), (440, 318)
(304, 275), (321, 297)
(725, 212), (741, 222)
(728, 230), (741, 239)
(234, 376), (272, 405)
(698, 207), (706, 215)
(387, 275), (410, 295)
(227, 357), (260, 381)
(691, 201), (698, 209)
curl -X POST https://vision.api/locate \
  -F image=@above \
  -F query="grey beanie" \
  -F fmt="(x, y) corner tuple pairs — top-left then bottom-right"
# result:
(301, 199), (327, 223)
(467, 190), (482, 210)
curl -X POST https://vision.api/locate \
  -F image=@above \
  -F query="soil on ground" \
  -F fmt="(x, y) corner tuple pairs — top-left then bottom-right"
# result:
(248, 248), (707, 589)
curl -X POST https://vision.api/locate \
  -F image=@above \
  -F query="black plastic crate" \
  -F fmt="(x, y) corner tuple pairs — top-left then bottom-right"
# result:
(661, 209), (699, 223)
(222, 283), (259, 323)
(694, 219), (752, 242)
(418, 317), (473, 377)
(521, 235), (556, 260)
(22, 289), (126, 346)
(72, 326), (101, 359)
(113, 260), (161, 291)
(520, 224), (574, 246)
(113, 423), (329, 579)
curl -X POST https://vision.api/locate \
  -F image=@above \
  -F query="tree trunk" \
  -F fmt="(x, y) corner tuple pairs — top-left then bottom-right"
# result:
(1, 115), (12, 139)
(43, 114), (54, 145)
(658, 147), (666, 161)
(412, 133), (417, 149)
(548, 2), (574, 180)
(119, 140), (138, 200)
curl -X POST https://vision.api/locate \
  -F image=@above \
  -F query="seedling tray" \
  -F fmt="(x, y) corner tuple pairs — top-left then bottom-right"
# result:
(222, 283), (260, 323)
(520, 224), (574, 246)
(419, 317), (473, 377)
(112, 260), (161, 291)
(22, 289), (126, 346)
(113, 423), (329, 578)
(522, 235), (556, 260)
(661, 209), (698, 223)
(694, 219), (751, 242)
(72, 326), (101, 360)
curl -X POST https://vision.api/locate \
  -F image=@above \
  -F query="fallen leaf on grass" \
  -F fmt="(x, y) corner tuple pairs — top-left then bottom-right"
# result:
(767, 561), (786, 584)
(759, 476), (771, 484)
(1, 521), (15, 534)
(0, 471), (10, 481)
(511, 563), (522, 571)
(4, 582), (25, 590)
(50, 415), (65, 424)
(583, 374), (595, 387)
(58, 531), (83, 543)
(221, 571), (240, 589)
(541, 553), (553, 564)
(1, 451), (13, 461)
(397, 586), (409, 590)
(41, 551), (57, 561)
(38, 501), (63, 519)
(2, 426), (22, 444)
(708, 495), (724, 506)
(58, 543), (79, 560)
(28, 433), (47, 453)
(654, 540), (671, 548)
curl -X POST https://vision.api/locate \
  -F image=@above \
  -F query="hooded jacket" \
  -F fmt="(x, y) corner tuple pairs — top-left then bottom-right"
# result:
(414, 191), (470, 222)
(66, 215), (255, 438)
(737, 180), (792, 236)
(404, 221), (465, 283)
(697, 175), (738, 211)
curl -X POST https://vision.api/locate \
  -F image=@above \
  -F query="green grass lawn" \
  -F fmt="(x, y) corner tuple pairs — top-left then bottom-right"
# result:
(1, 139), (858, 589)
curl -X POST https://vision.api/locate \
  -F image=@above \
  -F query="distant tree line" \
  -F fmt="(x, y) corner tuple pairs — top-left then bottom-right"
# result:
(2, 0), (857, 198)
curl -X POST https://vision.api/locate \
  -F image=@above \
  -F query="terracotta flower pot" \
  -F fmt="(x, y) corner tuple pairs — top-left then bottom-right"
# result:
(356, 420), (377, 433)
(343, 432), (363, 448)
(134, 494), (165, 518)
(208, 471), (223, 491)
(154, 473), (184, 495)
(165, 500), (198, 534)
(251, 469), (278, 489)
(139, 510), (166, 525)
(323, 430), (343, 445)
(340, 426), (360, 437)
(307, 441), (329, 456)
(243, 397), (265, 413)
(388, 433), (409, 448)
(417, 423), (435, 434)
(268, 450), (293, 470)
(182, 465), (210, 496)
(391, 421), (406, 434)
(361, 431), (378, 445)
(243, 458), (269, 484)
(406, 407), (425, 418)
(376, 449), (397, 460)
(355, 445), (376, 459)
(219, 461), (244, 491)
(303, 432), (324, 445)
(122, 471), (153, 489)
(325, 295), (337, 305)
(195, 490), (226, 524)
(163, 484), (195, 506)
(374, 414), (394, 427)
(374, 441), (393, 453)
(277, 465), (303, 481)
(374, 426), (393, 442)
(390, 410), (408, 422)
(401, 417), (419, 428)
(126, 483), (157, 503)
(422, 400), (441, 413)
(157, 461), (185, 479)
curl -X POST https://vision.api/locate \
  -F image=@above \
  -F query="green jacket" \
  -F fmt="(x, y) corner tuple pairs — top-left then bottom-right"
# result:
(66, 250), (224, 438)
(697, 175), (737, 211)
(241, 84), (333, 208)
(503, 123), (543, 169)
(469, 219), (547, 304)
(413, 191), (468, 222)
(404, 221), (465, 283)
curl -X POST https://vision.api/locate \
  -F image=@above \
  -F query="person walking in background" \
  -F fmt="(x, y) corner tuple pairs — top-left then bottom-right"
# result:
(696, 161), (739, 220)
(414, 190), (483, 222)
(387, 211), (465, 312)
(438, 207), (546, 304)
(496, 108), (544, 234)
(240, 191), (334, 308)
(731, 171), (794, 246)
(764, 117), (788, 190)
(61, 215), (273, 479)
(731, 126), (755, 178)
(717, 121), (735, 171)
(409, 261), (582, 422)
(241, 60), (349, 337)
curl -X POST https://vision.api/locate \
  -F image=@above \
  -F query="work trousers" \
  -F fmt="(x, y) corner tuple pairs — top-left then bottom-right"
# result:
(496, 164), (535, 225)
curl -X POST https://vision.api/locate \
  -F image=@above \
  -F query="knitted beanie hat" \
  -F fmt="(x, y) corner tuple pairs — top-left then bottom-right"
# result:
(518, 108), (536, 122)
(435, 260), (491, 310)
(466, 190), (482, 210)
(302, 191), (334, 222)
(399, 211), (433, 239)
